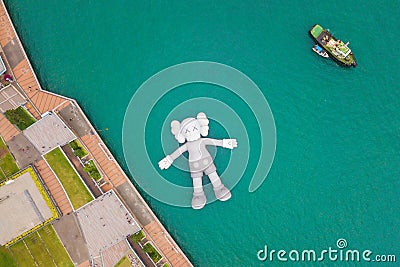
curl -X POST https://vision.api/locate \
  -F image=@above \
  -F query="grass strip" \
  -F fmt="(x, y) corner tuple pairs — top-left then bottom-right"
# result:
(0, 137), (19, 180)
(115, 255), (132, 267)
(38, 225), (73, 267)
(44, 147), (93, 209)
(24, 233), (52, 266)
(0, 246), (17, 267)
(9, 241), (35, 267)
(4, 106), (36, 130)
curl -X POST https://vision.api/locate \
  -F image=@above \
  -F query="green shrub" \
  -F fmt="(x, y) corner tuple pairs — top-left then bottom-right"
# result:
(142, 243), (162, 263)
(83, 160), (101, 181)
(73, 148), (86, 158)
(69, 140), (79, 150)
(69, 140), (88, 158)
(131, 230), (145, 243)
(4, 107), (36, 130)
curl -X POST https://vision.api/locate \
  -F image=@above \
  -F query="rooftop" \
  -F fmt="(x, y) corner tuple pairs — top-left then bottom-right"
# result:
(0, 170), (54, 245)
(23, 112), (75, 154)
(75, 190), (140, 259)
(0, 84), (26, 112)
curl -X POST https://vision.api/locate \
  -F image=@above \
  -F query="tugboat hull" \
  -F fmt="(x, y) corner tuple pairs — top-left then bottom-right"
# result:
(309, 24), (357, 67)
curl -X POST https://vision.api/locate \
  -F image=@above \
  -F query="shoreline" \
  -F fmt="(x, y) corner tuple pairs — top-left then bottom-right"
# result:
(0, 1), (193, 266)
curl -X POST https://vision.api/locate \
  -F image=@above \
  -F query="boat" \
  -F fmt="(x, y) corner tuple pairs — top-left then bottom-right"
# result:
(309, 24), (357, 67)
(312, 45), (329, 58)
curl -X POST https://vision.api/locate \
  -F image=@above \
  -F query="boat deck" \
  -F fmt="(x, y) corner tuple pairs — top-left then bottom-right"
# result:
(316, 31), (331, 46)
(312, 27), (356, 66)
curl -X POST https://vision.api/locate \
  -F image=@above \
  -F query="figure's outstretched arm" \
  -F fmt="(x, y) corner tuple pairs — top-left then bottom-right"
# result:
(169, 144), (188, 160)
(203, 138), (238, 149)
(158, 144), (188, 170)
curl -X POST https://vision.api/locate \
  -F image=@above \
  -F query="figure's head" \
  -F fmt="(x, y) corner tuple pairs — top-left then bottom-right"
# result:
(171, 112), (209, 143)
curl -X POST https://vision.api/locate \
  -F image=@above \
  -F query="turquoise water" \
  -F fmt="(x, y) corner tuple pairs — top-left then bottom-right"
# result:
(5, 0), (400, 266)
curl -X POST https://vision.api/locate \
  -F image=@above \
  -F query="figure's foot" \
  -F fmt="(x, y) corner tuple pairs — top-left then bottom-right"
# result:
(213, 184), (231, 201)
(192, 191), (206, 209)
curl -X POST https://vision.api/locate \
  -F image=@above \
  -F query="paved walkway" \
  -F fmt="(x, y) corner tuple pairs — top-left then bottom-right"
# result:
(101, 240), (133, 267)
(2, 37), (23, 69)
(116, 182), (153, 226)
(11, 56), (68, 114)
(77, 260), (91, 267)
(81, 133), (126, 188)
(58, 103), (92, 137)
(0, 7), (15, 47)
(145, 221), (192, 267)
(0, 2), (69, 117)
(0, 112), (19, 141)
(0, 84), (26, 112)
(5, 133), (41, 168)
(34, 159), (73, 215)
(53, 213), (90, 265)
(11, 82), (41, 119)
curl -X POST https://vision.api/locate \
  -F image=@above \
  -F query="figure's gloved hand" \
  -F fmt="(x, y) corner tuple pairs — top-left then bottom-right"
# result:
(158, 155), (173, 170)
(222, 139), (238, 149)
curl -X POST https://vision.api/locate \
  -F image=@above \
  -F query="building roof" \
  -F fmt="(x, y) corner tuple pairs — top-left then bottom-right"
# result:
(0, 171), (53, 245)
(75, 190), (140, 259)
(0, 84), (27, 112)
(23, 112), (76, 154)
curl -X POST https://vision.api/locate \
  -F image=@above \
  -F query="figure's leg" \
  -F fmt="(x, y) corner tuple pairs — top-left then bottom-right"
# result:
(191, 175), (206, 209)
(208, 172), (231, 201)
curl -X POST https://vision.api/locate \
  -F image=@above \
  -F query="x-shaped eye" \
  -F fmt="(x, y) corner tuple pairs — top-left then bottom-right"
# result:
(193, 126), (198, 131)
(185, 128), (190, 133)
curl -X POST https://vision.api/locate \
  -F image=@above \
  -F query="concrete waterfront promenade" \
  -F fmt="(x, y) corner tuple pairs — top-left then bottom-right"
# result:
(0, 1), (193, 266)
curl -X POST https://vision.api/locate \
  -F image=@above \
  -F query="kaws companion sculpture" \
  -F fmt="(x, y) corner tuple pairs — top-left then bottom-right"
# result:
(158, 112), (238, 209)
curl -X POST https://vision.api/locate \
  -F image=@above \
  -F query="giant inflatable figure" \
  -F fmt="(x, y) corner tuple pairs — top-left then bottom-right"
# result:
(158, 112), (238, 209)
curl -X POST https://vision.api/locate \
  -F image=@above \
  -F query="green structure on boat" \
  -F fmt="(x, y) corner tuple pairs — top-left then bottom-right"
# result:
(309, 24), (357, 67)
